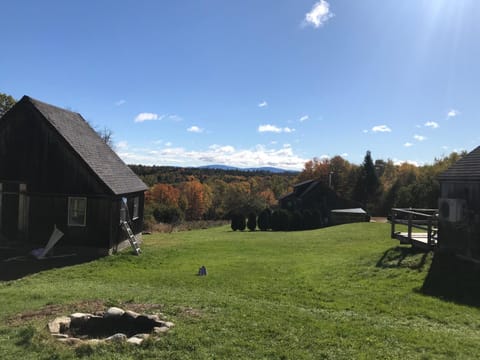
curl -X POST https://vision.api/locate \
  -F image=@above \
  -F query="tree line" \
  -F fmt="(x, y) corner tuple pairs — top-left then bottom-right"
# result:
(135, 166), (297, 228)
(138, 149), (463, 230)
(297, 150), (464, 216)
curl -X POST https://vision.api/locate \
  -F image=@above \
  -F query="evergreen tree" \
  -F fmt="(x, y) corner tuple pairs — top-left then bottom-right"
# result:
(247, 212), (257, 231)
(257, 208), (271, 231)
(353, 150), (380, 212)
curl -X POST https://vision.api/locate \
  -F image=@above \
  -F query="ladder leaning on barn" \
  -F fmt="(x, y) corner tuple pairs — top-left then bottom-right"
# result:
(121, 220), (142, 255)
(119, 198), (141, 255)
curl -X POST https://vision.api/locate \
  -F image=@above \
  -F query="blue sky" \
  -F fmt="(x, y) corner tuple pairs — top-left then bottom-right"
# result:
(2, 0), (480, 170)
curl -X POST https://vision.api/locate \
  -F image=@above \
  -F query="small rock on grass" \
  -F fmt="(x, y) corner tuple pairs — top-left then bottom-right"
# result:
(48, 316), (71, 333)
(127, 336), (144, 345)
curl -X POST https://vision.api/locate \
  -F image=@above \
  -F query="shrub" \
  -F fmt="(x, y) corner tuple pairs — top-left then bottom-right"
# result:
(247, 213), (257, 231)
(153, 205), (183, 224)
(271, 209), (291, 231)
(257, 208), (272, 231)
(231, 213), (246, 231)
(291, 210), (304, 231)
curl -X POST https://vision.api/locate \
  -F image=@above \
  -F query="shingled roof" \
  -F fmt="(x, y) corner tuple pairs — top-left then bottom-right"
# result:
(23, 96), (147, 195)
(438, 146), (480, 182)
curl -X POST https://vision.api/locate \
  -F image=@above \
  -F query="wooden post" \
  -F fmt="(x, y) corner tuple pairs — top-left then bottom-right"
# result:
(391, 210), (396, 238)
(408, 213), (412, 241)
(427, 216), (432, 246)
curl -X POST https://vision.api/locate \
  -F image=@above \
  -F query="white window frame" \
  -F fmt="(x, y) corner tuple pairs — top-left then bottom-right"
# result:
(132, 196), (139, 220)
(68, 197), (87, 227)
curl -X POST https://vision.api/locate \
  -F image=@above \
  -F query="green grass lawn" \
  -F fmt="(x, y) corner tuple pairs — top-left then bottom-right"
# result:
(1, 223), (480, 359)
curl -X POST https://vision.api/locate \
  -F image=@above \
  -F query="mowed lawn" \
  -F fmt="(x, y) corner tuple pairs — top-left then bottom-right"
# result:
(1, 223), (480, 359)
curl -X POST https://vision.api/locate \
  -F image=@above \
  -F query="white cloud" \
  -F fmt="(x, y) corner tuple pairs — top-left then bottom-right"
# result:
(362, 129), (369, 134)
(414, 134), (427, 141)
(258, 101), (268, 108)
(341, 153), (349, 157)
(447, 109), (459, 118)
(299, 115), (309, 122)
(168, 114), (183, 122)
(134, 113), (162, 123)
(116, 141), (129, 150)
(304, 0), (334, 28)
(165, 142), (172, 147)
(372, 125), (392, 133)
(115, 99), (126, 106)
(425, 121), (439, 129)
(187, 125), (203, 133)
(209, 144), (235, 153)
(404, 142), (413, 147)
(117, 144), (307, 170)
(258, 124), (295, 133)
(393, 159), (421, 167)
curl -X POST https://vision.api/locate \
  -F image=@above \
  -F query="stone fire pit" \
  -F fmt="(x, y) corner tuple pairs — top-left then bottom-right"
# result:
(48, 307), (174, 346)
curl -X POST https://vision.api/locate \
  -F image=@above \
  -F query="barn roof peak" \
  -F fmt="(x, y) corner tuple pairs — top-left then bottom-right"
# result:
(20, 95), (147, 195)
(438, 146), (480, 182)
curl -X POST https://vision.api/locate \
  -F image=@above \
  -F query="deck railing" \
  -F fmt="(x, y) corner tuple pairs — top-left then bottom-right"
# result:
(390, 208), (438, 247)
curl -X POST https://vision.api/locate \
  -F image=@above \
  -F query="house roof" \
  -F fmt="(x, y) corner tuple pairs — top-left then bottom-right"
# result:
(331, 208), (367, 214)
(438, 146), (480, 182)
(23, 96), (147, 195)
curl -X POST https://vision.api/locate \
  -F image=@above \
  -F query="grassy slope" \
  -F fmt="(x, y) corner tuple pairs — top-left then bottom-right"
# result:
(1, 223), (480, 359)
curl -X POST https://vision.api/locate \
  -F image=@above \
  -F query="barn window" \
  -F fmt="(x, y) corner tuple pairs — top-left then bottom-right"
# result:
(120, 197), (128, 222)
(132, 197), (139, 220)
(68, 197), (87, 226)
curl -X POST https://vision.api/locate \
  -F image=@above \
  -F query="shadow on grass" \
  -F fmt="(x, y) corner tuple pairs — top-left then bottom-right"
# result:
(0, 247), (102, 281)
(421, 252), (480, 307)
(376, 246), (430, 270)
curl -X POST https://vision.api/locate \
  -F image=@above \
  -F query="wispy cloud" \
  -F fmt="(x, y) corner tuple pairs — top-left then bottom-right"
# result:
(372, 125), (392, 133)
(116, 140), (129, 150)
(115, 99), (126, 106)
(404, 142), (413, 147)
(168, 114), (183, 122)
(299, 115), (309, 122)
(258, 124), (295, 133)
(414, 134), (427, 141)
(304, 0), (334, 28)
(362, 129), (369, 134)
(425, 121), (439, 129)
(447, 109), (460, 118)
(187, 125), (203, 133)
(258, 101), (268, 108)
(134, 113), (162, 123)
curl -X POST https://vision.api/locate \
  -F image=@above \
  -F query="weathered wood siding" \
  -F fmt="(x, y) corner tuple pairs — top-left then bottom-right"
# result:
(439, 181), (480, 259)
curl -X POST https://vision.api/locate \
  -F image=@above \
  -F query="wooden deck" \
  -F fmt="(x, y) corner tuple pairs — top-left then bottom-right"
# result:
(390, 208), (438, 250)
(392, 232), (437, 250)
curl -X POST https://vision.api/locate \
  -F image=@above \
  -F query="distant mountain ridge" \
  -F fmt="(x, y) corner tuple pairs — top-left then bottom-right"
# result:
(199, 164), (299, 173)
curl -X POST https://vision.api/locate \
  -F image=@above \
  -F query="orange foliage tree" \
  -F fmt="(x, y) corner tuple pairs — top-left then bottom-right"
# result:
(180, 180), (212, 220)
(146, 183), (180, 207)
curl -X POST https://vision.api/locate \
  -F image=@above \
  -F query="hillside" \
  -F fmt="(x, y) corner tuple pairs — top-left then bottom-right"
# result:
(1, 223), (480, 358)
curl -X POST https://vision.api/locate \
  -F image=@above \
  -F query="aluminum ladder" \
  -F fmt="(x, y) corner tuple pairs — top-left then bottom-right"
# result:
(121, 221), (141, 255)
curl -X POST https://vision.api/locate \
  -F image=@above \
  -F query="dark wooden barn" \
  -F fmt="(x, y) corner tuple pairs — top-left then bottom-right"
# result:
(437, 146), (480, 262)
(278, 179), (364, 226)
(0, 96), (148, 255)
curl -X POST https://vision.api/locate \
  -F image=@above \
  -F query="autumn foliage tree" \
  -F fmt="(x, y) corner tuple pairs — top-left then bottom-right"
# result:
(180, 180), (212, 220)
